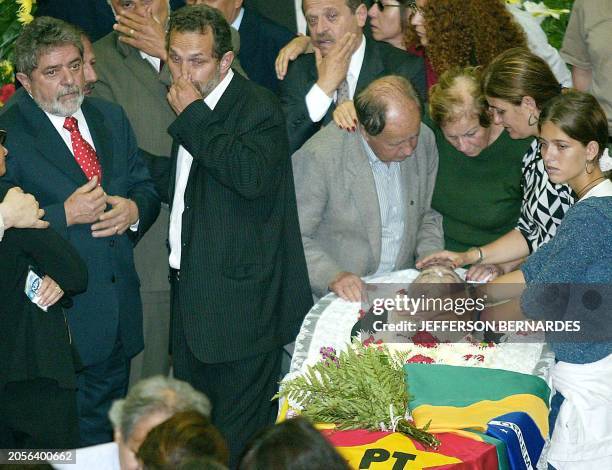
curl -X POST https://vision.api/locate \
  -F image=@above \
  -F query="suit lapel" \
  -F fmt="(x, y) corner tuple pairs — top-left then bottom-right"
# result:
(355, 39), (384, 96)
(81, 98), (114, 188)
(117, 36), (168, 103)
(346, 133), (382, 266)
(18, 93), (88, 185)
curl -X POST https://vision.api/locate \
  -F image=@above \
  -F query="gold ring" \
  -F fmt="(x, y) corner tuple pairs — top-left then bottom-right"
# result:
(115, 225), (119, 233)
(130, 28), (134, 36)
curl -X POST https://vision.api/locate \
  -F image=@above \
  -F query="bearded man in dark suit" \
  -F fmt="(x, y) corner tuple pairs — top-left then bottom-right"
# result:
(0, 17), (160, 446)
(164, 5), (312, 466)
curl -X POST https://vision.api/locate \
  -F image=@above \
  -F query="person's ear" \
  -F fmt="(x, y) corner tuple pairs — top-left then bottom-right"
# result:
(521, 95), (538, 114)
(355, 3), (368, 28)
(16, 73), (32, 95)
(114, 428), (122, 443)
(220, 50), (234, 74)
(585, 140), (599, 163)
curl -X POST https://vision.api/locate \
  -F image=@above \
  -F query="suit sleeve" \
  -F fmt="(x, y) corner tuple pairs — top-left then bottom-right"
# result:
(279, 59), (322, 153)
(16, 227), (88, 296)
(168, 90), (287, 200)
(0, 139), (70, 238)
(292, 145), (342, 298)
(394, 53), (427, 105)
(414, 126), (444, 259)
(120, 109), (161, 243)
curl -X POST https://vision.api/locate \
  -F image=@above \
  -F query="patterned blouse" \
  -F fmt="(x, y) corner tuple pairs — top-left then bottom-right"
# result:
(516, 139), (574, 252)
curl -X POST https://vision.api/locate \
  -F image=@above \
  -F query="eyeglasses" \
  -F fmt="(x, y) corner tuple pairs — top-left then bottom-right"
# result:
(406, 1), (425, 16)
(0, 130), (6, 146)
(373, 1), (401, 12)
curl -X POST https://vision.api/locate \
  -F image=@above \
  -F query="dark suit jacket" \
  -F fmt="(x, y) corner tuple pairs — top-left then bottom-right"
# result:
(0, 226), (87, 390)
(246, 0), (297, 33)
(167, 73), (312, 363)
(280, 38), (427, 153)
(0, 93), (160, 366)
(36, 0), (185, 42)
(238, 8), (295, 94)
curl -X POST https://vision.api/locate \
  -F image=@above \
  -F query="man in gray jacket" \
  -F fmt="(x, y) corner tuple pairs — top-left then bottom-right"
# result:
(293, 75), (443, 301)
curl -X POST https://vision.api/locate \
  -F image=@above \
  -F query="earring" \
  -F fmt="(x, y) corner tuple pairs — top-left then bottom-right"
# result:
(528, 113), (538, 126)
(585, 159), (595, 174)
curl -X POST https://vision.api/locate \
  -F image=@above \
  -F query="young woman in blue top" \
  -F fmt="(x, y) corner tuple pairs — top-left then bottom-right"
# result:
(487, 91), (612, 469)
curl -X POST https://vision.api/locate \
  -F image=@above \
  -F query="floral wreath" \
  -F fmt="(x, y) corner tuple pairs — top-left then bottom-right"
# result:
(0, 0), (36, 106)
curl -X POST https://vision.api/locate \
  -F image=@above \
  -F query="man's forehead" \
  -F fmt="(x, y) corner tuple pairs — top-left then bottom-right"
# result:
(305, 0), (347, 13)
(170, 29), (214, 49)
(36, 44), (82, 66)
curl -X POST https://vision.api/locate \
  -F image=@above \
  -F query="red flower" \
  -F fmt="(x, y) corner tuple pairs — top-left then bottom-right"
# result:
(463, 354), (473, 361)
(411, 331), (439, 348)
(362, 335), (375, 347)
(358, 309), (366, 320)
(475, 354), (485, 362)
(407, 354), (435, 364)
(0, 83), (15, 105)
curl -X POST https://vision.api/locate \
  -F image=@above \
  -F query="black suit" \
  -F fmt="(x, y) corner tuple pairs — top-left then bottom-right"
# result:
(238, 7), (295, 94)
(246, 0), (298, 33)
(167, 72), (312, 464)
(0, 225), (87, 449)
(0, 93), (160, 445)
(35, 0), (185, 41)
(280, 38), (427, 153)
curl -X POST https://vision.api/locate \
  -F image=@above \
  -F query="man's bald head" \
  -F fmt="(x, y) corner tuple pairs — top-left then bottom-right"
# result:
(356, 76), (422, 163)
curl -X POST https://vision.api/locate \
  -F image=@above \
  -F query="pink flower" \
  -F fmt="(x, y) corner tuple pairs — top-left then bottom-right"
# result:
(407, 354), (435, 364)
(0, 83), (16, 105)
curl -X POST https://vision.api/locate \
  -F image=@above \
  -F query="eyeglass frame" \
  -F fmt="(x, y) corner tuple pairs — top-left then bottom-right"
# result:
(372, 0), (401, 12)
(373, 1), (424, 16)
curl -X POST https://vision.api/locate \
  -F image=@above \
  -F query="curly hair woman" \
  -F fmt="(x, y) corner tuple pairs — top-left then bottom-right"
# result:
(408, 0), (526, 87)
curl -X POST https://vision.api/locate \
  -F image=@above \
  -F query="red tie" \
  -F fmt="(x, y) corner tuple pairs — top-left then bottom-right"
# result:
(63, 116), (102, 183)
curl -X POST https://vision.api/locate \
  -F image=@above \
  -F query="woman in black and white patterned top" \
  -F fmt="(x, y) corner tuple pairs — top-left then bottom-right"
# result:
(417, 48), (574, 278)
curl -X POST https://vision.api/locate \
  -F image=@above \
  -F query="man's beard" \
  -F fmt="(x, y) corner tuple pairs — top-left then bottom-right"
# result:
(37, 85), (85, 117)
(193, 65), (221, 99)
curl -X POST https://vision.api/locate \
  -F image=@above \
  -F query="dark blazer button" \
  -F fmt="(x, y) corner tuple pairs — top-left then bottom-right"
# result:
(109, 240), (115, 247)
(111, 275), (116, 283)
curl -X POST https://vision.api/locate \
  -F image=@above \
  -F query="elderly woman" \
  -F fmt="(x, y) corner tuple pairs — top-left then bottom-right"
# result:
(0, 133), (87, 449)
(426, 66), (531, 252)
(482, 91), (612, 469)
(109, 376), (212, 470)
(418, 48), (574, 281)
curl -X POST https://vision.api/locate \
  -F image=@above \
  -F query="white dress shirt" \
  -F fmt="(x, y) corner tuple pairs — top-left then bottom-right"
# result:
(139, 50), (162, 73)
(305, 35), (366, 123)
(360, 135), (406, 274)
(45, 108), (96, 154)
(231, 7), (245, 30)
(169, 69), (235, 269)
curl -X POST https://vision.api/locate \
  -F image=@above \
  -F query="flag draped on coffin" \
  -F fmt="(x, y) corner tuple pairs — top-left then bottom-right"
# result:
(323, 428), (501, 470)
(404, 364), (550, 469)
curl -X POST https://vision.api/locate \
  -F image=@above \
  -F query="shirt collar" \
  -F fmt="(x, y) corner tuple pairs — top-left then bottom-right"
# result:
(204, 69), (234, 110)
(44, 107), (87, 130)
(347, 35), (366, 83)
(231, 7), (245, 30)
(360, 132), (385, 166)
(139, 50), (161, 71)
